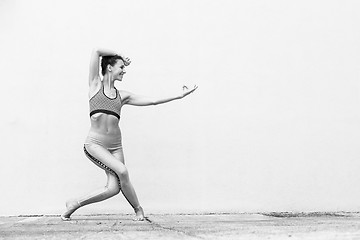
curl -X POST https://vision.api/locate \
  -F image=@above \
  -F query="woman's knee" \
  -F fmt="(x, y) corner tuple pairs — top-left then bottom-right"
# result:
(106, 173), (121, 195)
(105, 184), (121, 196)
(116, 167), (129, 182)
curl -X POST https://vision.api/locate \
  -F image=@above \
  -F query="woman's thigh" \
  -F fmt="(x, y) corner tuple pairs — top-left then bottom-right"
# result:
(111, 148), (125, 164)
(84, 143), (126, 174)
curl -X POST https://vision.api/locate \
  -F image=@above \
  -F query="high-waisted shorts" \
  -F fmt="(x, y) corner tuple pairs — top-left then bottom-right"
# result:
(84, 130), (122, 151)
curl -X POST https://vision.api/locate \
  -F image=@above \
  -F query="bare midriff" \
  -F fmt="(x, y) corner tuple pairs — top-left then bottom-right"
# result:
(89, 113), (121, 136)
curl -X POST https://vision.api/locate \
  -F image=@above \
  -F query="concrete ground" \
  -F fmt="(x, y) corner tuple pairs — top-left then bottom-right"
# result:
(1, 212), (360, 240)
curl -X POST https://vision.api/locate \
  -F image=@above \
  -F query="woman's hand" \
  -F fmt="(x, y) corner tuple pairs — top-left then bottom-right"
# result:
(123, 57), (131, 66)
(181, 85), (198, 98)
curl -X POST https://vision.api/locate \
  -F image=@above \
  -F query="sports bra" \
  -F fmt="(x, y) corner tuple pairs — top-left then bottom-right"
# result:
(89, 83), (122, 119)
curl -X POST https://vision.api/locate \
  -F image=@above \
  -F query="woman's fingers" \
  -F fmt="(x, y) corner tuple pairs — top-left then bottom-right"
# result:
(124, 57), (131, 66)
(188, 85), (198, 93)
(182, 84), (198, 97)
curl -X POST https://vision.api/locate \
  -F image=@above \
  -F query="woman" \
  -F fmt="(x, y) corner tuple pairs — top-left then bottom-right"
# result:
(61, 48), (198, 221)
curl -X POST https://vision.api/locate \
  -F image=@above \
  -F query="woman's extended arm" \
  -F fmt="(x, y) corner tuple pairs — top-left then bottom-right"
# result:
(88, 48), (130, 86)
(121, 85), (198, 106)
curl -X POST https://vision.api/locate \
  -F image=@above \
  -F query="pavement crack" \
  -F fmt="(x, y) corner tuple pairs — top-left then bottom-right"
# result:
(146, 217), (204, 240)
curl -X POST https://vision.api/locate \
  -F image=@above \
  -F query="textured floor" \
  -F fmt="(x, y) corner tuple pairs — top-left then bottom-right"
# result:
(1, 212), (360, 239)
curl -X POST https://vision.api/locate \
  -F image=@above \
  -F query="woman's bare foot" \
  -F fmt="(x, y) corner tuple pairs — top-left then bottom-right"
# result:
(133, 206), (145, 221)
(61, 199), (81, 221)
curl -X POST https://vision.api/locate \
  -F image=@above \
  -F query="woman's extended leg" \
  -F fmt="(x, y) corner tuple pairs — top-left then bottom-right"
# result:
(61, 171), (120, 221)
(85, 144), (145, 221)
(111, 147), (145, 221)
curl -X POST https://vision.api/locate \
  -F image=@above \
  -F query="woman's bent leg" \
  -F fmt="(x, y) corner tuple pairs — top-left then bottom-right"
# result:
(78, 172), (120, 206)
(61, 172), (120, 221)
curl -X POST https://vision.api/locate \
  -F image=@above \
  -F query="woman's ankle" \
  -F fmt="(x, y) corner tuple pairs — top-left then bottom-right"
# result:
(134, 206), (143, 212)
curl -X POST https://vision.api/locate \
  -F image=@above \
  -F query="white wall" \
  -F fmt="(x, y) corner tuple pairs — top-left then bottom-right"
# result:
(0, 0), (360, 216)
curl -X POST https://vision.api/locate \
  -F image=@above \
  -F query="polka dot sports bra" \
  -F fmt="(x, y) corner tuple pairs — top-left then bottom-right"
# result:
(89, 83), (122, 119)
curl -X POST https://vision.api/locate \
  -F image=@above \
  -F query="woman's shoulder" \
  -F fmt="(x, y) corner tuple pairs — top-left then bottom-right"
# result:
(118, 90), (132, 103)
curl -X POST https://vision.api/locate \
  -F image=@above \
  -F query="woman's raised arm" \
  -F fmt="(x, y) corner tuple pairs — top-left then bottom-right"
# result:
(88, 48), (130, 86)
(88, 49), (101, 86)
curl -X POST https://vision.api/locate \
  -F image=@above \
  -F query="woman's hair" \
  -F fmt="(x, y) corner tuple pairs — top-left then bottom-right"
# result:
(101, 55), (125, 76)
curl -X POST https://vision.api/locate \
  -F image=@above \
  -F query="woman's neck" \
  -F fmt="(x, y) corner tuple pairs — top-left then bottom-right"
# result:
(102, 74), (115, 90)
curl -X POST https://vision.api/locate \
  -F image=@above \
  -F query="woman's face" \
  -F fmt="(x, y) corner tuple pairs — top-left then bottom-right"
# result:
(111, 60), (126, 81)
